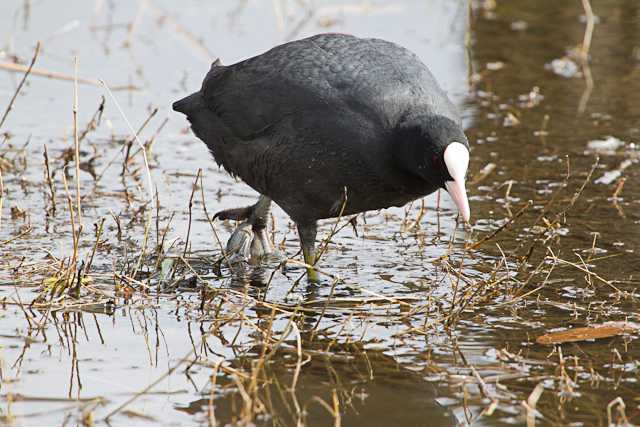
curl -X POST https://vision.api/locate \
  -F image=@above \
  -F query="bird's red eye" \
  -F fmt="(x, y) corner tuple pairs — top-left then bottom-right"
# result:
(432, 155), (440, 165)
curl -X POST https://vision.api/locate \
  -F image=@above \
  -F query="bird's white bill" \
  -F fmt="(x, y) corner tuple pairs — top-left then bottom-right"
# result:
(445, 180), (470, 222)
(444, 142), (470, 222)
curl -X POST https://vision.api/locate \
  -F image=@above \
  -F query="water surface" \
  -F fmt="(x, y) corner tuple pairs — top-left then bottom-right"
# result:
(1, 0), (639, 426)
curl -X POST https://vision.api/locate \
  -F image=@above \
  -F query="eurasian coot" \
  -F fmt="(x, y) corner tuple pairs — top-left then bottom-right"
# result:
(173, 33), (470, 281)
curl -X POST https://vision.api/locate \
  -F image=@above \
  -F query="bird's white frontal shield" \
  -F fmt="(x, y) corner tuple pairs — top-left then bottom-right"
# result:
(443, 142), (470, 222)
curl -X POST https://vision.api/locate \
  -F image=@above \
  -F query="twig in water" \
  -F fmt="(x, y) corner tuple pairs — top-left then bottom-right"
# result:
(0, 168), (3, 233)
(78, 96), (105, 142)
(43, 145), (56, 214)
(183, 169), (201, 258)
(310, 278), (339, 338)
(577, 0), (595, 113)
(466, 200), (532, 251)
(607, 397), (629, 427)
(84, 218), (105, 274)
(562, 156), (598, 214)
(612, 177), (625, 199)
(580, 0), (595, 60)
(198, 173), (235, 273)
(522, 382), (545, 427)
(61, 169), (82, 282)
(0, 42), (41, 130)
(548, 248), (622, 294)
(122, 108), (158, 175)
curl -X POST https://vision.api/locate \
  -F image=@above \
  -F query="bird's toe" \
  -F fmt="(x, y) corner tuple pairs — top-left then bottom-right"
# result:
(225, 222), (253, 260)
(249, 228), (277, 264)
(214, 205), (254, 222)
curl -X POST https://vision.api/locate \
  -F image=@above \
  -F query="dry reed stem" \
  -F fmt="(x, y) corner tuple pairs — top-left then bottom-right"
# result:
(0, 168), (3, 233)
(612, 177), (625, 199)
(606, 397), (629, 426)
(92, 107), (158, 190)
(577, 0), (595, 113)
(523, 382), (545, 427)
(465, 200), (532, 251)
(73, 56), (82, 226)
(100, 79), (154, 208)
(84, 218), (105, 274)
(100, 79), (155, 280)
(43, 145), (56, 214)
(182, 169), (201, 258)
(61, 169), (80, 280)
(0, 225), (32, 247)
(198, 174), (235, 273)
(580, 0), (594, 60)
(122, 108), (158, 173)
(0, 42), (41, 130)
(207, 360), (222, 426)
(0, 61), (138, 91)
(548, 248), (622, 294)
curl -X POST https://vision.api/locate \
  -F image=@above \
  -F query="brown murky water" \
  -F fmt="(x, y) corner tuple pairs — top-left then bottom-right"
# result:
(1, 0), (639, 426)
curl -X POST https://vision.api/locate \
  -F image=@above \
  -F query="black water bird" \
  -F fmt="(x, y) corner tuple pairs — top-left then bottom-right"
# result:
(173, 33), (471, 281)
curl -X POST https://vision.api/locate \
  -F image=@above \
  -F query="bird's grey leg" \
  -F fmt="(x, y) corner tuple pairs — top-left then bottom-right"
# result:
(222, 195), (274, 262)
(297, 221), (319, 282)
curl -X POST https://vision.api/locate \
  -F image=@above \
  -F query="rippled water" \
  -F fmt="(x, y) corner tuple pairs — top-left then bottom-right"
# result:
(1, 0), (639, 426)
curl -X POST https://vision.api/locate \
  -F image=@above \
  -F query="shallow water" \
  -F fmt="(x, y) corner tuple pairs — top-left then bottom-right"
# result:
(1, 0), (639, 426)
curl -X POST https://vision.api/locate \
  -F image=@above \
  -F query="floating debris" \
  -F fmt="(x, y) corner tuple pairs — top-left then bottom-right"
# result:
(486, 61), (505, 71)
(503, 112), (520, 127)
(536, 322), (639, 345)
(546, 57), (581, 78)
(595, 158), (636, 185)
(518, 86), (544, 108)
(586, 136), (625, 154)
(510, 20), (528, 31)
(470, 162), (496, 185)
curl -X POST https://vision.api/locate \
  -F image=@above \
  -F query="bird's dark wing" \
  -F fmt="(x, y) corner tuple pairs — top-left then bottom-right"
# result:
(202, 33), (459, 142)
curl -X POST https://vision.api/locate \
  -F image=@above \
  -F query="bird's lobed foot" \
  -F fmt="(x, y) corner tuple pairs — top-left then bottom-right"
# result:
(249, 228), (277, 264)
(225, 221), (253, 261)
(224, 223), (279, 265)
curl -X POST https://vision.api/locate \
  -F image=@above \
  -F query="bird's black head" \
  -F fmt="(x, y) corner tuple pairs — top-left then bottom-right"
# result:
(394, 114), (471, 221)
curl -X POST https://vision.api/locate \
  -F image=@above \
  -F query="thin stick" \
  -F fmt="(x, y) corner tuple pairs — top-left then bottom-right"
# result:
(0, 61), (138, 91)
(466, 200), (532, 251)
(0, 168), (3, 233)
(99, 80), (154, 209)
(73, 56), (82, 225)
(43, 146), (56, 214)
(84, 218), (105, 274)
(61, 169), (80, 281)
(577, 0), (595, 113)
(0, 42), (41, 130)
(580, 0), (594, 60)
(198, 174), (235, 272)
(183, 169), (201, 258)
